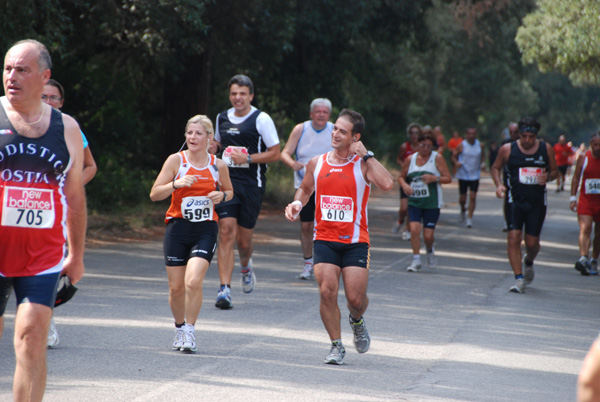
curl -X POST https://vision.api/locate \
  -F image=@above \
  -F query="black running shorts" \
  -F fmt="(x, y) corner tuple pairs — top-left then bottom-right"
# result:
(314, 240), (370, 269)
(507, 199), (547, 237)
(299, 192), (316, 223)
(163, 219), (218, 266)
(215, 181), (265, 229)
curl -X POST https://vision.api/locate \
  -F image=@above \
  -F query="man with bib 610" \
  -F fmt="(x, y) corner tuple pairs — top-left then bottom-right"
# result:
(284, 109), (393, 365)
(492, 117), (557, 294)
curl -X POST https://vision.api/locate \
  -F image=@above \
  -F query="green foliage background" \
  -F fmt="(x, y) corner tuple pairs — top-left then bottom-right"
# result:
(1, 0), (599, 211)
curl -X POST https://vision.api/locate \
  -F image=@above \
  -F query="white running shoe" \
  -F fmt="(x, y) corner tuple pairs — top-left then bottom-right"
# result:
(215, 287), (233, 309)
(172, 327), (184, 350)
(349, 315), (370, 353)
(298, 262), (314, 280)
(324, 342), (346, 365)
(591, 259), (598, 276)
(181, 324), (197, 353)
(241, 268), (256, 293)
(391, 221), (401, 234)
(401, 230), (411, 241)
(47, 317), (59, 348)
(407, 259), (422, 272)
(465, 218), (473, 228)
(523, 254), (535, 284)
(509, 278), (526, 294)
(427, 250), (437, 269)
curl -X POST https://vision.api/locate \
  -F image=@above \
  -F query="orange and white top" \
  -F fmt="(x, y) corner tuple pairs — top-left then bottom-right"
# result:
(165, 152), (219, 223)
(313, 152), (371, 245)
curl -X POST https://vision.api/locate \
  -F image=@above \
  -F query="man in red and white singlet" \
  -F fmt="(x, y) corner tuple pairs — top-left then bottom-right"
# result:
(0, 39), (86, 401)
(285, 109), (393, 365)
(570, 132), (600, 275)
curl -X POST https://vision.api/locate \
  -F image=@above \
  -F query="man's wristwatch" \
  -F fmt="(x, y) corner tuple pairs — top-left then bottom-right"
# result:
(247, 154), (252, 164)
(363, 150), (374, 162)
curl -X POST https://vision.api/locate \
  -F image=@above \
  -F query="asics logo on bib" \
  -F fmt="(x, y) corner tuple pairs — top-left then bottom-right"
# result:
(185, 198), (212, 207)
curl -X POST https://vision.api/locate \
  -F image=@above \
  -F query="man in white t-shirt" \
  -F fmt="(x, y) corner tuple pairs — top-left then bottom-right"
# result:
(212, 74), (280, 309)
(280, 98), (334, 279)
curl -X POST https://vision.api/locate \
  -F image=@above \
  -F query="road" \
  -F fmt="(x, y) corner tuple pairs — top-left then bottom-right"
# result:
(1, 175), (598, 401)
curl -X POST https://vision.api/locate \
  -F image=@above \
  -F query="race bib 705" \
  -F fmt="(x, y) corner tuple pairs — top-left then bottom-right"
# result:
(1, 186), (55, 228)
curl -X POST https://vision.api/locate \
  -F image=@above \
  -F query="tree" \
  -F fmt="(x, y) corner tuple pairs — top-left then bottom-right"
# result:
(516, 0), (600, 86)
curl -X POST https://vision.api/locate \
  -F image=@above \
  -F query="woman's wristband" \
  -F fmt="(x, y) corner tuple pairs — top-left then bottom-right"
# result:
(172, 178), (178, 190)
(291, 200), (303, 210)
(222, 191), (227, 202)
(570, 195), (577, 202)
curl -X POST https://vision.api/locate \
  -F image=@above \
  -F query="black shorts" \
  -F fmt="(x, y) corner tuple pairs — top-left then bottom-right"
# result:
(1, 272), (61, 310)
(164, 219), (218, 266)
(458, 179), (480, 195)
(507, 200), (546, 237)
(408, 206), (441, 229)
(399, 186), (408, 200)
(314, 240), (370, 269)
(215, 181), (265, 229)
(299, 192), (316, 222)
(558, 165), (569, 176)
(0, 276), (12, 316)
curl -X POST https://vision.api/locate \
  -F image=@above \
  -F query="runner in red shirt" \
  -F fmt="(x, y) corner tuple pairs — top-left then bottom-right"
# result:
(570, 132), (600, 275)
(285, 109), (393, 365)
(554, 134), (574, 192)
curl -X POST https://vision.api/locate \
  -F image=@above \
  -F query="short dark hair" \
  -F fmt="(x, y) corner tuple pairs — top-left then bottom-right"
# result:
(418, 132), (436, 144)
(590, 132), (600, 142)
(46, 79), (64, 99)
(338, 109), (365, 135)
(518, 116), (540, 134)
(11, 39), (52, 70)
(228, 74), (254, 94)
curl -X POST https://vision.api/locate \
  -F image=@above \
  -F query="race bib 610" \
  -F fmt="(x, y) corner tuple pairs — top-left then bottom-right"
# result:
(320, 195), (354, 222)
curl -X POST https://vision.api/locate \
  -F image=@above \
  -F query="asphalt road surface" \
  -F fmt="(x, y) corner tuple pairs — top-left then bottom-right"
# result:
(1, 175), (598, 401)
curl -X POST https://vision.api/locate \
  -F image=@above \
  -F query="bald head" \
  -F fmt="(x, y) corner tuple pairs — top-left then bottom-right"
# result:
(4, 39), (51, 106)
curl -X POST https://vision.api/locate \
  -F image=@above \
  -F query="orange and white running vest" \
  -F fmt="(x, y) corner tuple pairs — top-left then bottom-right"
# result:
(165, 152), (220, 223)
(313, 152), (371, 245)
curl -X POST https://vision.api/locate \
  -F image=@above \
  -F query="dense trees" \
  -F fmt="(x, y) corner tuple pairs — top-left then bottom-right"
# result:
(516, 0), (600, 87)
(1, 0), (598, 209)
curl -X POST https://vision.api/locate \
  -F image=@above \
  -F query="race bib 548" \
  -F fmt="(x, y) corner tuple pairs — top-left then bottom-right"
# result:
(585, 179), (600, 194)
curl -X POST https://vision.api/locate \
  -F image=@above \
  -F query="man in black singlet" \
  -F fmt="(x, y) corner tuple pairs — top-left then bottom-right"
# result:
(491, 117), (558, 294)
(211, 75), (280, 309)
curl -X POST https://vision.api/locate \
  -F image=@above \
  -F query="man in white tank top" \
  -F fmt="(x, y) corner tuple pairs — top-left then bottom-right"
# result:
(281, 98), (334, 279)
(452, 126), (484, 228)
